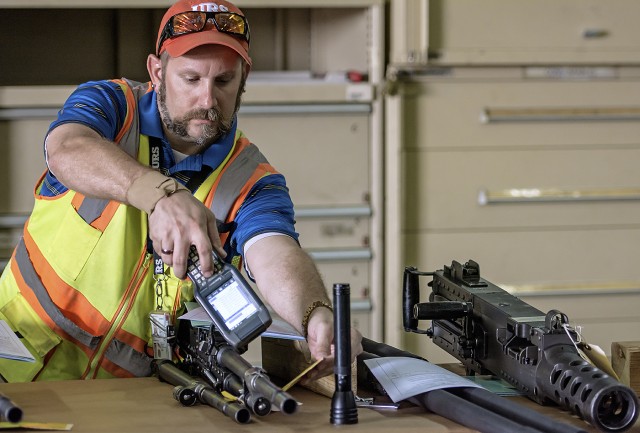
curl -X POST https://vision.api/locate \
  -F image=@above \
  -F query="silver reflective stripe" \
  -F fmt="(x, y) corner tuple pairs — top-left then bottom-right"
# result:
(15, 239), (101, 349)
(211, 143), (268, 219)
(74, 81), (144, 224)
(77, 198), (110, 225)
(118, 79), (144, 157)
(104, 338), (152, 377)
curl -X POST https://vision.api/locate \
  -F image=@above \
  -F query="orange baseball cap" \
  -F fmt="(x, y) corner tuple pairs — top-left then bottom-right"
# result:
(156, 0), (251, 65)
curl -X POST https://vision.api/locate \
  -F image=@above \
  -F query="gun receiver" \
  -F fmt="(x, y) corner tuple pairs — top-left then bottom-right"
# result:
(403, 260), (639, 433)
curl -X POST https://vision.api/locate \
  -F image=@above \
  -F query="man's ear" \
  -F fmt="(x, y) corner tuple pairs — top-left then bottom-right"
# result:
(147, 54), (163, 89)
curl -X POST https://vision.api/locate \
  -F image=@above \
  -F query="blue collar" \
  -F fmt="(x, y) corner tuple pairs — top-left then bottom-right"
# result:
(138, 90), (237, 173)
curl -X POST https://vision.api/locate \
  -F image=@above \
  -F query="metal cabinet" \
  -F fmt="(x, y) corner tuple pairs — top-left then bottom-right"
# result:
(386, 1), (640, 362)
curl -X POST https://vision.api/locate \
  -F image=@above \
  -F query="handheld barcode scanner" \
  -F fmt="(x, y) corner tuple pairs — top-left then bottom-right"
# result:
(187, 246), (272, 352)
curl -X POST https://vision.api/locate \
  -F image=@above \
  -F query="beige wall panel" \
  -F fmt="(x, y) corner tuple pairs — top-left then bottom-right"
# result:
(427, 0), (640, 64)
(310, 8), (369, 75)
(0, 119), (50, 213)
(405, 148), (640, 231)
(402, 229), (640, 287)
(402, 79), (640, 150)
(237, 112), (370, 207)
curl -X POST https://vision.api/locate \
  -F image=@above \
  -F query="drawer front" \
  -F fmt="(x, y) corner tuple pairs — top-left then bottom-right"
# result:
(314, 260), (373, 337)
(0, 119), (50, 213)
(238, 109), (370, 207)
(404, 229), (640, 287)
(428, 0), (640, 64)
(404, 78), (640, 150)
(351, 310), (372, 338)
(314, 261), (370, 301)
(297, 216), (370, 250)
(406, 148), (640, 231)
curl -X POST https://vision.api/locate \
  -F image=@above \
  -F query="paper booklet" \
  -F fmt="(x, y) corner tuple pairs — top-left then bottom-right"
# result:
(179, 302), (305, 341)
(363, 356), (482, 403)
(0, 319), (35, 362)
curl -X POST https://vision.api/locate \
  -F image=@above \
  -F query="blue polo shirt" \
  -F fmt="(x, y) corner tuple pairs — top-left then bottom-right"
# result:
(41, 80), (298, 258)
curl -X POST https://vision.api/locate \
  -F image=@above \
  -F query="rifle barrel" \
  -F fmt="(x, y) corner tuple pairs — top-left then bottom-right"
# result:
(217, 345), (299, 414)
(415, 389), (546, 433)
(154, 360), (251, 424)
(0, 392), (22, 423)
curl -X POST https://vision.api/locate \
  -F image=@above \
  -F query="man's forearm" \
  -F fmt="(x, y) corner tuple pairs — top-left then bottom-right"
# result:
(46, 123), (151, 203)
(245, 235), (330, 335)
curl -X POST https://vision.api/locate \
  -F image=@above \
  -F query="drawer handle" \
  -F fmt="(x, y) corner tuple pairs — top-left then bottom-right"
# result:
(478, 187), (640, 205)
(583, 28), (609, 39)
(0, 213), (29, 229)
(480, 107), (640, 123)
(307, 249), (372, 261)
(295, 206), (371, 219)
(502, 281), (640, 296)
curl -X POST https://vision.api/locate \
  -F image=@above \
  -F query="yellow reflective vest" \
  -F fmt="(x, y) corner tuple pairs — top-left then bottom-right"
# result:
(0, 79), (278, 381)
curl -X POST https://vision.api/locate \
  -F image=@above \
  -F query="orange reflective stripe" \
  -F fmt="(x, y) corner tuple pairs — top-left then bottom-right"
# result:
(10, 252), (95, 359)
(88, 200), (120, 231)
(225, 163), (274, 220)
(71, 192), (85, 211)
(98, 357), (136, 379)
(112, 79), (141, 144)
(21, 230), (110, 337)
(69, 193), (121, 231)
(114, 328), (149, 357)
(206, 136), (252, 200)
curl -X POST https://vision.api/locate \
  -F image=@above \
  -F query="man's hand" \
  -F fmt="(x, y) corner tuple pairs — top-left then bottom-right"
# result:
(302, 307), (363, 383)
(148, 190), (225, 278)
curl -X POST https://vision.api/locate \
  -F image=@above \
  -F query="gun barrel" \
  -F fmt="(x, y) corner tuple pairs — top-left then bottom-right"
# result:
(454, 387), (588, 433)
(536, 347), (639, 433)
(415, 389), (547, 433)
(217, 345), (299, 414)
(0, 392), (22, 423)
(154, 360), (251, 424)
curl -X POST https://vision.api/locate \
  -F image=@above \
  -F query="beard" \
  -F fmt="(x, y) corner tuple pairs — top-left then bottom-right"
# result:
(157, 80), (243, 148)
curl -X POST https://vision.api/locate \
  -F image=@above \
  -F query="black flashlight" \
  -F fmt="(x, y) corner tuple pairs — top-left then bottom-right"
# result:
(330, 283), (358, 425)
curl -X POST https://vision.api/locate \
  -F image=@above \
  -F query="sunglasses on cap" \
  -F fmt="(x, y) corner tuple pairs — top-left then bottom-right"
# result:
(157, 11), (250, 56)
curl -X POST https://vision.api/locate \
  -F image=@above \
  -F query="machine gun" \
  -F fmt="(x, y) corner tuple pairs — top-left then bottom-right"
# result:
(403, 260), (639, 433)
(154, 322), (298, 424)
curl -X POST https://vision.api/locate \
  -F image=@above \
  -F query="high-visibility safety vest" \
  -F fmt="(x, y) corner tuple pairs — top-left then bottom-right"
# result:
(0, 79), (278, 382)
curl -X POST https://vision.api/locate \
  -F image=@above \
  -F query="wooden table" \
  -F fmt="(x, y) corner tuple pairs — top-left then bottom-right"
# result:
(1, 377), (638, 432)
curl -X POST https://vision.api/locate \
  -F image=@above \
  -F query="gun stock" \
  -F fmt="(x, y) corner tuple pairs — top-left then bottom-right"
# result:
(403, 260), (639, 433)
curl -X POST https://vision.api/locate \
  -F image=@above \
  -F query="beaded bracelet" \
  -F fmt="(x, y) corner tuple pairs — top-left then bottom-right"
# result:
(301, 300), (333, 338)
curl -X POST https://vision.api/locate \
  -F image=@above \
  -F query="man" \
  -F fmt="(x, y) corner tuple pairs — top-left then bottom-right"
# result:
(0, 0), (361, 382)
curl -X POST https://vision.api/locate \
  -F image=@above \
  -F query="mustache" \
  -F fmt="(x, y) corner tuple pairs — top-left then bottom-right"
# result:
(183, 108), (221, 122)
